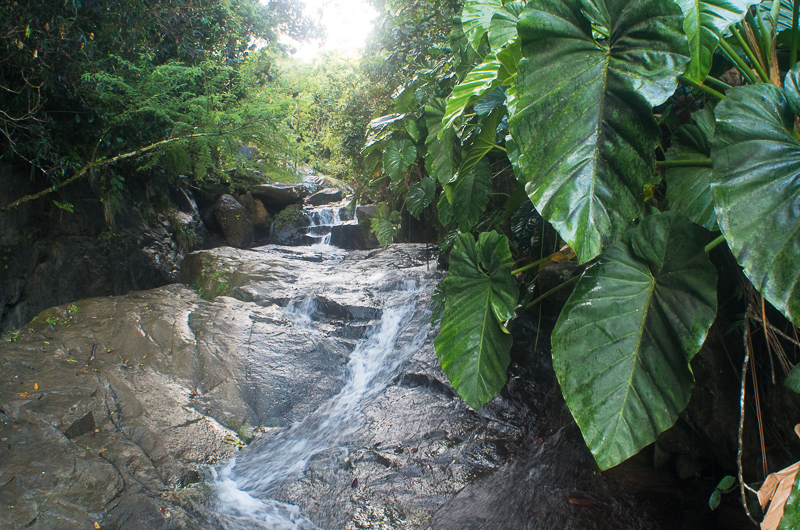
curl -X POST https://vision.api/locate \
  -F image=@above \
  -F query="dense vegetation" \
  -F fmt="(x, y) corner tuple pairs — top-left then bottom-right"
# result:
(7, 0), (800, 524)
(360, 0), (800, 524)
(0, 0), (322, 221)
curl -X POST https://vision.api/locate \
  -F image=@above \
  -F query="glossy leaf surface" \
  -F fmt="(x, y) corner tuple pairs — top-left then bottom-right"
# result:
(712, 77), (800, 326)
(406, 177), (436, 219)
(462, 0), (504, 50)
(488, 1), (524, 51)
(443, 54), (506, 133)
(383, 139), (416, 181)
(552, 213), (717, 469)
(446, 158), (493, 232)
(665, 124), (718, 230)
(434, 231), (518, 409)
(676, 0), (753, 82)
(460, 107), (504, 178)
(509, 0), (689, 263)
(426, 99), (462, 185)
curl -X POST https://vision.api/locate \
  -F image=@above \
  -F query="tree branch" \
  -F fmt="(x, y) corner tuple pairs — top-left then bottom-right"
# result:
(2, 132), (218, 211)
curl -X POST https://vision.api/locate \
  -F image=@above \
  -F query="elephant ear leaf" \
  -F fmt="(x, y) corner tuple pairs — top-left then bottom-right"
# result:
(509, 0), (689, 263)
(712, 69), (800, 326)
(426, 98), (462, 185)
(675, 0), (753, 82)
(383, 139), (416, 181)
(445, 158), (493, 232)
(488, 0), (524, 51)
(434, 231), (518, 410)
(406, 177), (436, 219)
(462, 0), (504, 50)
(552, 212), (717, 470)
(665, 123), (718, 231)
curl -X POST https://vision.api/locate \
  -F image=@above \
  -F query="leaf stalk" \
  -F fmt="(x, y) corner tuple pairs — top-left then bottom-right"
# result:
(704, 234), (726, 253)
(678, 75), (726, 100)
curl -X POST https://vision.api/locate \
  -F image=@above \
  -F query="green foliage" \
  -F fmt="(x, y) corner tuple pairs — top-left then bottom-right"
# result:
(552, 213), (717, 469)
(446, 158), (493, 232)
(370, 203), (402, 247)
(382, 139), (417, 181)
(434, 231), (518, 409)
(509, 0), (689, 263)
(1, 0), (318, 212)
(675, 0), (753, 82)
(709, 475), (736, 510)
(358, 0), (800, 491)
(712, 72), (800, 326)
(406, 177), (436, 219)
(664, 122), (718, 231)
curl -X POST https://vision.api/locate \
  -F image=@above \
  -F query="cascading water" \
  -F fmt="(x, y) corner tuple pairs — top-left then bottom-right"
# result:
(206, 277), (432, 529)
(302, 204), (352, 247)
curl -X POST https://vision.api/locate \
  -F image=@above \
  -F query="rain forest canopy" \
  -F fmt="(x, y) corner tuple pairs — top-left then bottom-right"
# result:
(7, 0), (800, 526)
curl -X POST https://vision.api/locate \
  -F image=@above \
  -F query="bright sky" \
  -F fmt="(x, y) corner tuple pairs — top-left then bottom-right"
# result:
(265, 0), (378, 61)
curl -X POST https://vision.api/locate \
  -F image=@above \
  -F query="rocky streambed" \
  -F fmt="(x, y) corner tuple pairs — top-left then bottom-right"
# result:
(0, 243), (747, 529)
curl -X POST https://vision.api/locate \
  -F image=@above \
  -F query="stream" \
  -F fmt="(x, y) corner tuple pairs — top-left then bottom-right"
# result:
(0, 200), (746, 529)
(208, 274), (432, 529)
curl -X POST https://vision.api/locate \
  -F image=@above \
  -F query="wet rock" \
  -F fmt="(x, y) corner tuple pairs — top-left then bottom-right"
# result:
(270, 204), (306, 245)
(237, 193), (270, 242)
(330, 221), (380, 250)
(250, 183), (314, 210)
(63, 411), (96, 439)
(214, 194), (254, 248)
(305, 188), (343, 207)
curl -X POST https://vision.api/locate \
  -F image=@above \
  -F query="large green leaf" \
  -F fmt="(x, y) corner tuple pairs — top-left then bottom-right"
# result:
(665, 123), (718, 230)
(509, 0), (689, 263)
(552, 212), (717, 470)
(460, 107), (504, 178)
(383, 139), (417, 182)
(426, 99), (462, 185)
(712, 75), (800, 326)
(488, 1), (525, 51)
(434, 231), (519, 409)
(462, 0), (504, 50)
(675, 0), (754, 82)
(406, 177), (436, 219)
(451, 16), (481, 81)
(442, 55), (505, 133)
(443, 40), (521, 134)
(446, 158), (493, 232)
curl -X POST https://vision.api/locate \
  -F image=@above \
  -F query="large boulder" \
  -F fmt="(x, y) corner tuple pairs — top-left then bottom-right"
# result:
(270, 204), (306, 245)
(250, 183), (314, 211)
(237, 193), (270, 242)
(214, 194), (254, 248)
(304, 188), (343, 207)
(329, 220), (380, 249)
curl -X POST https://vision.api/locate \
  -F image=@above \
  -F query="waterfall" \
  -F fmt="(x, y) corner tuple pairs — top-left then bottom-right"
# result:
(302, 205), (351, 248)
(206, 277), (431, 529)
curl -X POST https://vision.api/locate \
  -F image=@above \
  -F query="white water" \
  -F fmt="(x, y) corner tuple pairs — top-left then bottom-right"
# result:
(304, 206), (344, 246)
(207, 279), (430, 529)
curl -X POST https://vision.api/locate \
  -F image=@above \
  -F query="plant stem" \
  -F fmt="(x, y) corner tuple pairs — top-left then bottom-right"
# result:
(656, 158), (713, 168)
(704, 76), (732, 91)
(511, 255), (552, 275)
(731, 25), (770, 82)
(738, 313), (759, 527)
(678, 75), (726, 100)
(524, 274), (581, 310)
(705, 234), (726, 253)
(793, 0), (800, 66)
(750, 10), (773, 71)
(719, 38), (760, 85)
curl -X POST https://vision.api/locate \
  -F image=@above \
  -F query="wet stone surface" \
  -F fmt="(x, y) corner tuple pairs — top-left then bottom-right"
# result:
(0, 243), (748, 529)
